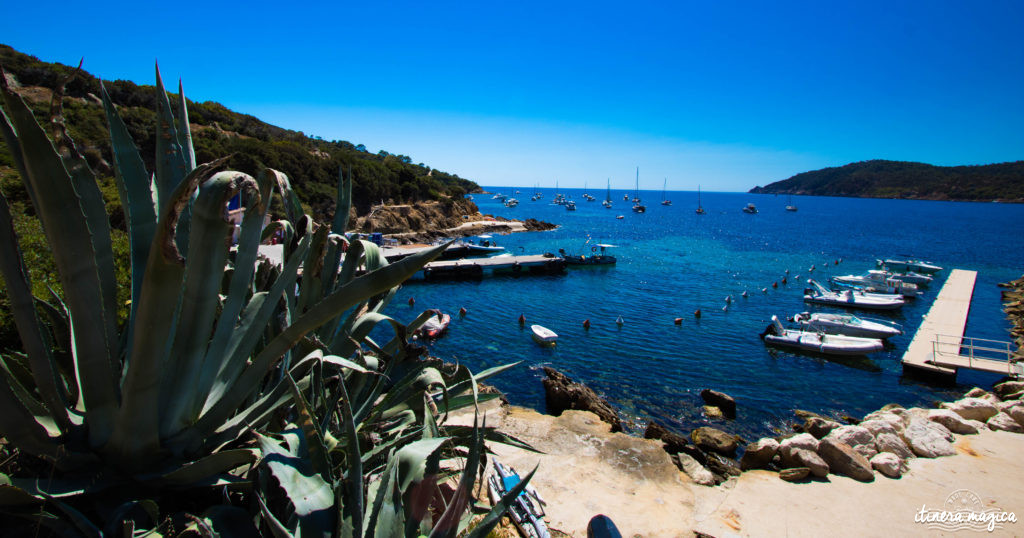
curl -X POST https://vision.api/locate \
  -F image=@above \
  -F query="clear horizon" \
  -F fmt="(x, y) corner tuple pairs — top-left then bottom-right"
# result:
(2, 1), (1021, 192)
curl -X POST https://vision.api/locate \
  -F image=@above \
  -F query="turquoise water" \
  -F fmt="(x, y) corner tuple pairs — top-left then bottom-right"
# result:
(381, 188), (1024, 440)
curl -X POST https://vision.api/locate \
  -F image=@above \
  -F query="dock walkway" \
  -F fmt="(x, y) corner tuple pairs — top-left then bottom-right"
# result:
(422, 255), (565, 280)
(901, 269), (1021, 380)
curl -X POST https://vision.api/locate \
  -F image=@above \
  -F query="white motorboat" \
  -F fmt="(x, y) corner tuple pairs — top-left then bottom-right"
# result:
(885, 270), (933, 286)
(530, 324), (558, 346)
(832, 270), (919, 297)
(876, 258), (943, 274)
(791, 312), (902, 339)
(417, 311), (451, 339)
(762, 316), (884, 356)
(804, 279), (905, 310)
(565, 201), (577, 211)
(742, 203), (758, 213)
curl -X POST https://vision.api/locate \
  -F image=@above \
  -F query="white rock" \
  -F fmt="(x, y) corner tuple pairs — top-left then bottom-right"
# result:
(853, 444), (878, 459)
(1007, 406), (1024, 428)
(987, 412), (1024, 433)
(874, 432), (914, 460)
(940, 397), (999, 422)
(900, 418), (956, 458)
(996, 400), (1022, 413)
(869, 452), (903, 478)
(676, 453), (716, 486)
(779, 433), (818, 458)
(826, 425), (875, 448)
(927, 408), (980, 434)
(860, 419), (899, 437)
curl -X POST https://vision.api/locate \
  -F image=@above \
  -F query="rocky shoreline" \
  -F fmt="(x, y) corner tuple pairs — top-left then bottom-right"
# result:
(350, 198), (556, 243)
(999, 274), (1024, 361)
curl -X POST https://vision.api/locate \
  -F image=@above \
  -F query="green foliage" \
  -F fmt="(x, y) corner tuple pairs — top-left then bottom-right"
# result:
(752, 159), (1024, 201)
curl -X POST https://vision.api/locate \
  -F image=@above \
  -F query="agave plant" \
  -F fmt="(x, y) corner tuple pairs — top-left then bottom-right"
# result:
(0, 64), (449, 529)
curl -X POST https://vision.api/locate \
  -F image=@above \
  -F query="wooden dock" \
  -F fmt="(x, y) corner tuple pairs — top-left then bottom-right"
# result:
(422, 255), (565, 280)
(901, 269), (1021, 380)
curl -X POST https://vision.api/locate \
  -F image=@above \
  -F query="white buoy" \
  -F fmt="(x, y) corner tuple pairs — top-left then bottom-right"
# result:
(761, 287), (768, 293)
(616, 315), (624, 325)
(741, 290), (748, 298)
(725, 295), (732, 303)
(722, 304), (728, 311)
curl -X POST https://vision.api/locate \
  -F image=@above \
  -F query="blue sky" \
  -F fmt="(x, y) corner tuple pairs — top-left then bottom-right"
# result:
(2, 1), (1022, 191)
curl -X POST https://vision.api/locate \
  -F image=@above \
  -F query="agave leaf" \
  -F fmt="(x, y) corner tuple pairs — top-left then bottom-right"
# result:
(445, 363), (520, 399)
(0, 357), (61, 462)
(331, 312), (408, 359)
(160, 171), (259, 438)
(297, 225), (329, 315)
(36, 492), (103, 538)
(439, 425), (539, 454)
(176, 79), (196, 170)
(100, 81), (158, 337)
(204, 241), (449, 432)
(0, 82), (118, 449)
(366, 454), (404, 538)
(257, 433), (335, 534)
(0, 483), (45, 507)
(462, 465), (538, 538)
(255, 491), (294, 538)
(153, 448), (259, 486)
(106, 158), (229, 466)
(285, 373), (332, 481)
(193, 168), (271, 410)
(153, 64), (191, 245)
(320, 166), (352, 298)
(334, 370), (363, 538)
(430, 417), (484, 538)
(0, 190), (70, 430)
(267, 169), (305, 225)
(436, 393), (503, 416)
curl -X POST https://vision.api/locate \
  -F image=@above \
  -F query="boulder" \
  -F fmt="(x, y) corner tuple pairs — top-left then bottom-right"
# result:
(860, 413), (905, 434)
(993, 381), (1024, 400)
(739, 438), (779, 471)
(703, 405), (724, 420)
(802, 416), (841, 439)
(780, 447), (829, 478)
(779, 433), (819, 457)
(817, 438), (874, 482)
(996, 400), (1021, 412)
(879, 403), (905, 412)
(794, 409), (827, 421)
(1004, 390), (1024, 401)
(853, 444), (878, 459)
(825, 425), (875, 448)
(987, 412), (1024, 433)
(704, 452), (742, 483)
(901, 418), (955, 458)
(674, 453), (716, 486)
(542, 367), (622, 432)
(939, 397), (999, 422)
(644, 421), (691, 454)
(700, 389), (737, 418)
(964, 387), (989, 399)
(779, 467), (810, 482)
(859, 418), (899, 437)
(927, 408), (981, 434)
(869, 452), (903, 478)
(874, 432), (914, 460)
(1006, 405), (1024, 428)
(691, 427), (741, 456)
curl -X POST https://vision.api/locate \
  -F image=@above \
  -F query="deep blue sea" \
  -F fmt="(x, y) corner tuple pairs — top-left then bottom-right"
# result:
(381, 188), (1024, 440)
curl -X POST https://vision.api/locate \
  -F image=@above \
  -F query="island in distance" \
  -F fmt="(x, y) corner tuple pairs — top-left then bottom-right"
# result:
(750, 159), (1024, 203)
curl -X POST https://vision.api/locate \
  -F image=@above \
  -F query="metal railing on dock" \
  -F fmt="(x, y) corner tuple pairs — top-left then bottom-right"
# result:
(930, 334), (1022, 378)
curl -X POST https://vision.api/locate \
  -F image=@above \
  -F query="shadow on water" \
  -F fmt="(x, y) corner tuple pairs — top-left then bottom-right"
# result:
(764, 347), (883, 373)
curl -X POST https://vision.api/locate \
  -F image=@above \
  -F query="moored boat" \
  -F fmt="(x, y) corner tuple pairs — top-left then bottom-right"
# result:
(803, 279), (904, 310)
(559, 244), (617, 266)
(417, 310), (451, 339)
(742, 203), (758, 214)
(530, 324), (558, 345)
(876, 258), (943, 274)
(791, 311), (902, 339)
(832, 270), (920, 297)
(761, 315), (884, 356)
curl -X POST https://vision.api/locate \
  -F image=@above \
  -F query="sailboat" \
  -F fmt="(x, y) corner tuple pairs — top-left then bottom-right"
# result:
(661, 178), (671, 206)
(603, 178), (613, 208)
(632, 167), (646, 213)
(583, 181), (595, 201)
(786, 193), (798, 212)
(695, 185), (706, 214)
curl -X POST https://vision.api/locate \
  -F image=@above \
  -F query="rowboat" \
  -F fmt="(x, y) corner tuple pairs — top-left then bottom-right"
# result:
(530, 324), (558, 345)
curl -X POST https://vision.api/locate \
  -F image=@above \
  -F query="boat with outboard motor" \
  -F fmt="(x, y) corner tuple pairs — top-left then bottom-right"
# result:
(832, 270), (920, 297)
(876, 258), (943, 274)
(742, 203), (758, 214)
(416, 310), (451, 339)
(761, 315), (884, 356)
(791, 312), (902, 339)
(559, 243), (617, 266)
(803, 279), (905, 310)
(487, 460), (550, 538)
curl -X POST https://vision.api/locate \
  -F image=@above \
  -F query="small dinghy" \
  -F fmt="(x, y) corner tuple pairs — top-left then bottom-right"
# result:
(530, 324), (558, 346)
(791, 312), (902, 339)
(417, 310), (451, 339)
(804, 279), (904, 311)
(487, 460), (550, 538)
(761, 315), (884, 356)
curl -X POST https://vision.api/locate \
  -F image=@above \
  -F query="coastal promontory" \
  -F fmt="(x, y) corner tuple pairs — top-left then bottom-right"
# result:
(750, 159), (1024, 202)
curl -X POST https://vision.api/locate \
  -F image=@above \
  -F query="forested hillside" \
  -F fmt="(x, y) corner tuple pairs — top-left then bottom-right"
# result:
(0, 44), (478, 218)
(750, 160), (1024, 202)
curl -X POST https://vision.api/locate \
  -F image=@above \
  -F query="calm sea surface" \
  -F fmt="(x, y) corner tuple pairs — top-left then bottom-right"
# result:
(380, 188), (1024, 440)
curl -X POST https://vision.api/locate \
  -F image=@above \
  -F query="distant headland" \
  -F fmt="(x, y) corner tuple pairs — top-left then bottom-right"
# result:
(750, 159), (1024, 203)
